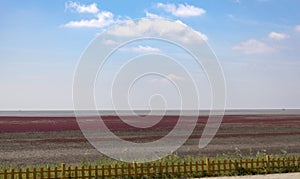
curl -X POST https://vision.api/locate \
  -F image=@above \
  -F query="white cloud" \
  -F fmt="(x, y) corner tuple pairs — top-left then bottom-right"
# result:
(132, 45), (161, 52)
(294, 25), (300, 32)
(145, 10), (163, 19)
(157, 3), (206, 17)
(107, 19), (208, 43)
(64, 11), (116, 28)
(233, 39), (274, 54)
(65, 1), (99, 14)
(151, 74), (184, 83)
(102, 39), (120, 46)
(166, 74), (184, 81)
(268, 32), (289, 40)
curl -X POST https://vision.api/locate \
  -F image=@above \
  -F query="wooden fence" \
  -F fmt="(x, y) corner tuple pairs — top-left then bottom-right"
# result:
(1, 155), (300, 179)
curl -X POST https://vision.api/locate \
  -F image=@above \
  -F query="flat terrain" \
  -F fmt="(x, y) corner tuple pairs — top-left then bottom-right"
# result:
(1, 113), (300, 166)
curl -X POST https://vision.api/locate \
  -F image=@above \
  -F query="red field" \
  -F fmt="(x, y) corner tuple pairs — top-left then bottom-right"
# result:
(1, 114), (300, 166)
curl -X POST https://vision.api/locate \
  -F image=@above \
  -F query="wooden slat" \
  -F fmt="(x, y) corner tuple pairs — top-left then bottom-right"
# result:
(134, 163), (138, 178)
(95, 165), (98, 177)
(115, 164), (118, 177)
(33, 168), (36, 179)
(18, 168), (22, 179)
(166, 162), (169, 174)
(206, 158), (210, 175)
(127, 164), (131, 177)
(171, 162), (174, 175)
(40, 168), (44, 179)
(54, 167), (58, 179)
(26, 168), (30, 179)
(11, 169), (15, 179)
(74, 166), (78, 179)
(67, 166), (71, 178)
(61, 163), (65, 179)
(101, 165), (105, 177)
(47, 167), (51, 179)
(4, 169), (7, 179)
(108, 165), (112, 178)
(223, 160), (227, 172)
(81, 166), (85, 179)
(121, 164), (125, 177)
(88, 165), (92, 179)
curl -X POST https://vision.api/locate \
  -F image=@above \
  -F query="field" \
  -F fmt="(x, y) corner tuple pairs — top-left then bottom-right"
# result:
(1, 111), (300, 167)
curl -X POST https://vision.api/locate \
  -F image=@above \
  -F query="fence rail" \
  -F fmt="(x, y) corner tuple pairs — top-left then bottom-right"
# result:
(1, 155), (300, 179)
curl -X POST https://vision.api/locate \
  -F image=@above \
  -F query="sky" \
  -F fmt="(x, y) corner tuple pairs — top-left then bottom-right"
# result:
(1, 0), (300, 110)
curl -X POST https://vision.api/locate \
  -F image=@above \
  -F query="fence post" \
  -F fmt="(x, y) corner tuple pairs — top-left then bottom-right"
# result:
(292, 157), (296, 167)
(183, 162), (187, 174)
(61, 163), (65, 179)
(121, 164), (125, 177)
(40, 168), (44, 179)
(108, 165), (112, 178)
(206, 157), (210, 175)
(95, 165), (98, 177)
(4, 169), (7, 179)
(74, 166), (78, 179)
(102, 165), (105, 177)
(88, 165), (92, 179)
(47, 167), (51, 179)
(234, 160), (238, 173)
(81, 166), (85, 179)
(146, 164), (150, 176)
(54, 167), (58, 179)
(166, 162), (169, 174)
(115, 164), (118, 177)
(67, 166), (71, 178)
(159, 162), (162, 175)
(127, 164), (131, 177)
(18, 168), (22, 179)
(26, 168), (30, 179)
(177, 162), (181, 174)
(140, 163), (144, 176)
(171, 162), (174, 175)
(266, 155), (270, 172)
(134, 162), (138, 179)
(33, 168), (36, 179)
(11, 169), (15, 179)
(223, 160), (227, 172)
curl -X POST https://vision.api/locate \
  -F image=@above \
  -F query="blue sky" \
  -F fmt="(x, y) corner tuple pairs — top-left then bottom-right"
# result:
(1, 0), (300, 110)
